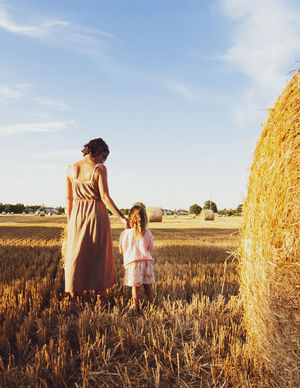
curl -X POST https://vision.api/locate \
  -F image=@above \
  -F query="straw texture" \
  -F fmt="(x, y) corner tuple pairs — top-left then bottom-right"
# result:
(240, 70), (300, 386)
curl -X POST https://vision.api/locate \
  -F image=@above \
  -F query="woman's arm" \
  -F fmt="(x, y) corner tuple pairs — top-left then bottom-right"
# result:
(97, 165), (127, 223)
(66, 165), (73, 223)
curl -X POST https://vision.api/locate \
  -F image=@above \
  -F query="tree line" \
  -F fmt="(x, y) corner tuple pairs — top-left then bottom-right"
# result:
(189, 201), (243, 216)
(0, 203), (65, 214)
(119, 201), (243, 217)
(0, 201), (243, 217)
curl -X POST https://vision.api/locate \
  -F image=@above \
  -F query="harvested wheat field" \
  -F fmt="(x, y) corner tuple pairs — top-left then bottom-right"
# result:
(240, 69), (300, 387)
(0, 214), (273, 387)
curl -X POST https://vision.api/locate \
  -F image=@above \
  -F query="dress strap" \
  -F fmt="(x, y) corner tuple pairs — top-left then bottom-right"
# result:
(90, 163), (103, 181)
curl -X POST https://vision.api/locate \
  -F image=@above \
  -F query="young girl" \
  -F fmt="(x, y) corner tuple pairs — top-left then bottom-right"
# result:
(119, 206), (155, 309)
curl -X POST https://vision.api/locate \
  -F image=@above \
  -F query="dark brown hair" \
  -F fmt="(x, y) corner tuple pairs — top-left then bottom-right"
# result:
(128, 206), (148, 238)
(81, 138), (110, 159)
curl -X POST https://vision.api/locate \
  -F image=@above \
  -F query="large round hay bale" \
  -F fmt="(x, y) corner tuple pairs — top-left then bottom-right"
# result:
(146, 207), (163, 222)
(39, 211), (45, 217)
(240, 70), (299, 386)
(201, 209), (214, 221)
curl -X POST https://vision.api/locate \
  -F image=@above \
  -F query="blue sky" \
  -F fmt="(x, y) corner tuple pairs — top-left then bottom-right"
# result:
(0, 0), (299, 210)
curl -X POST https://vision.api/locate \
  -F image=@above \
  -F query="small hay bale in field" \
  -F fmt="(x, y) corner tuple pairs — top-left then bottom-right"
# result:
(2, 212), (6, 215)
(201, 209), (214, 220)
(240, 69), (300, 386)
(146, 207), (163, 222)
(39, 211), (45, 217)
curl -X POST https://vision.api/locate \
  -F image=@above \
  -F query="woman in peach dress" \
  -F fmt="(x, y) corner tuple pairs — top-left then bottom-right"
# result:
(65, 138), (127, 303)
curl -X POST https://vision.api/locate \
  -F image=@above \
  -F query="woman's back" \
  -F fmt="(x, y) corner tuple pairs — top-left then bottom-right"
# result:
(69, 160), (102, 201)
(72, 159), (98, 182)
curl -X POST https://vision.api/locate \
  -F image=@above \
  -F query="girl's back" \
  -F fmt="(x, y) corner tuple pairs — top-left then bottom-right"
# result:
(120, 228), (154, 267)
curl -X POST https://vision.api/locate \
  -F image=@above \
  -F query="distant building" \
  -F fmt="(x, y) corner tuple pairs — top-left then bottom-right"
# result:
(176, 209), (188, 215)
(45, 207), (59, 215)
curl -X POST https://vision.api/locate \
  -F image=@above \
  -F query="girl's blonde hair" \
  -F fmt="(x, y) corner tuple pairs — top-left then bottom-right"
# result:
(128, 206), (148, 238)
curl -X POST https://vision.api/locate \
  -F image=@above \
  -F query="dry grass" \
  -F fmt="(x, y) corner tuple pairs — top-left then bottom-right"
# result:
(0, 214), (271, 387)
(240, 69), (300, 387)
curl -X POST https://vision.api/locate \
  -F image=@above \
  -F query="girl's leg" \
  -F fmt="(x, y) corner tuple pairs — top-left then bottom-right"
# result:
(143, 284), (153, 303)
(132, 286), (140, 308)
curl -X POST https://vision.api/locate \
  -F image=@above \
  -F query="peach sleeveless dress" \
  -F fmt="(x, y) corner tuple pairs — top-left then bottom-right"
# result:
(64, 163), (116, 293)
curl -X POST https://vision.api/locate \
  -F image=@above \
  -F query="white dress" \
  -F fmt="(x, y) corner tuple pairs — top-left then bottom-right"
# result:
(119, 229), (155, 287)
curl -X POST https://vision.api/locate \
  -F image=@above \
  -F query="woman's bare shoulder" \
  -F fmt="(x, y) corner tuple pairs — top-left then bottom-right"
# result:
(97, 163), (107, 171)
(66, 164), (73, 176)
(73, 159), (85, 168)
(94, 163), (107, 177)
(66, 160), (81, 177)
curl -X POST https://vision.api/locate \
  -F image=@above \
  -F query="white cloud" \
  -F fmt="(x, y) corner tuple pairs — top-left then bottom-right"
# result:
(0, 82), (70, 113)
(0, 5), (117, 52)
(221, 0), (300, 125)
(31, 150), (80, 160)
(0, 120), (74, 136)
(0, 160), (59, 169)
(0, 8), (68, 37)
(164, 81), (196, 101)
(33, 97), (69, 111)
(0, 83), (30, 103)
(73, 25), (118, 41)
(162, 79), (231, 106)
